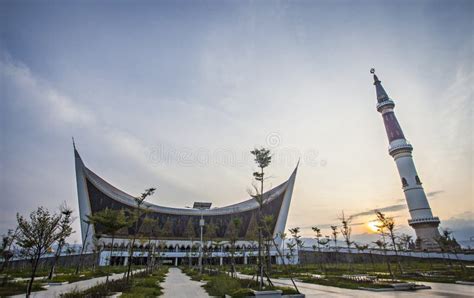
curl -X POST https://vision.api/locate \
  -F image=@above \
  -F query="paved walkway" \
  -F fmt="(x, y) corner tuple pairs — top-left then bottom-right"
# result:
(161, 267), (209, 298)
(236, 272), (474, 297)
(11, 269), (145, 298)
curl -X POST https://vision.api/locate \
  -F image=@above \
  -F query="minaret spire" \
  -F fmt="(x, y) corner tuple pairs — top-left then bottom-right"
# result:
(371, 68), (390, 103)
(371, 69), (441, 250)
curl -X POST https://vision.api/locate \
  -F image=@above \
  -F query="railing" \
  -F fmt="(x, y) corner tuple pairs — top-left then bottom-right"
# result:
(408, 216), (441, 225)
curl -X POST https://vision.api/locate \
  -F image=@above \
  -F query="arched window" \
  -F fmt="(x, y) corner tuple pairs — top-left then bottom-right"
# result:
(415, 176), (422, 185)
(402, 177), (408, 187)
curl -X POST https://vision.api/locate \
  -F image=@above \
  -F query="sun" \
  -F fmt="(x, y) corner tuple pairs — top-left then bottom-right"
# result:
(367, 221), (380, 233)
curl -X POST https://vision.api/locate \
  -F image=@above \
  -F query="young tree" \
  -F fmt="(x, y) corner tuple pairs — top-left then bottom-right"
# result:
(311, 226), (325, 272)
(288, 227), (304, 267)
(161, 218), (173, 237)
(126, 187), (156, 281)
(0, 228), (18, 273)
(376, 211), (403, 274)
(261, 215), (275, 273)
(183, 218), (196, 267)
(249, 147), (272, 290)
(16, 207), (62, 296)
(258, 217), (300, 293)
(87, 208), (130, 286)
(75, 218), (91, 275)
(285, 241), (297, 265)
(48, 204), (74, 280)
(91, 234), (102, 272)
(354, 243), (369, 272)
(373, 220), (394, 279)
(141, 217), (160, 272)
(330, 225), (339, 267)
(318, 236), (330, 274)
(226, 217), (242, 277)
(339, 212), (353, 270)
(399, 234), (412, 251)
(436, 229), (464, 272)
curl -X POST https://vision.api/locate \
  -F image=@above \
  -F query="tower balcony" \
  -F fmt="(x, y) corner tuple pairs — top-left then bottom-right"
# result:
(408, 216), (440, 227)
(388, 142), (413, 156)
(376, 99), (395, 113)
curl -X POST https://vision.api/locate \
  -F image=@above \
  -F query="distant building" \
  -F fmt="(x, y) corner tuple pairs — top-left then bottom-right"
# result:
(74, 146), (297, 265)
(371, 70), (441, 250)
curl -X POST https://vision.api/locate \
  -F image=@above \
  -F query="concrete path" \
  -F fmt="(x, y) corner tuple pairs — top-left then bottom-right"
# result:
(236, 272), (474, 297)
(161, 267), (209, 298)
(11, 269), (145, 298)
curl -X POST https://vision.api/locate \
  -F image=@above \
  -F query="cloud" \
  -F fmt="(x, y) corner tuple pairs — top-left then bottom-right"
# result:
(0, 54), (95, 127)
(426, 190), (444, 198)
(0, 54), (222, 240)
(349, 204), (407, 220)
(0, 54), (211, 197)
(441, 211), (474, 240)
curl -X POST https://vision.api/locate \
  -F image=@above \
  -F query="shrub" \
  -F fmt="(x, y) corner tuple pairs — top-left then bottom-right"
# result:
(203, 274), (242, 296)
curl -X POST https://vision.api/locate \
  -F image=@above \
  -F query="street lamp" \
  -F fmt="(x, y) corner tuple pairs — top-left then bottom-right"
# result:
(192, 202), (212, 274)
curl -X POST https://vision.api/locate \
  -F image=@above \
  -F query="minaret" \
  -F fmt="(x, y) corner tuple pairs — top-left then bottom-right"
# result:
(371, 69), (441, 250)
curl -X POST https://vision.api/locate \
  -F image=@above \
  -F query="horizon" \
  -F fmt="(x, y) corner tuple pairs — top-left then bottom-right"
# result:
(1, 0), (472, 246)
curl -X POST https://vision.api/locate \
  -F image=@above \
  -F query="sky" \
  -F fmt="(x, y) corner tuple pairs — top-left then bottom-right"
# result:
(1, 0), (473, 246)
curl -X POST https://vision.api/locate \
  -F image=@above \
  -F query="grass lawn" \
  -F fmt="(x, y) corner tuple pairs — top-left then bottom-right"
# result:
(181, 267), (299, 297)
(0, 265), (146, 296)
(61, 266), (169, 297)
(230, 258), (473, 291)
(0, 281), (45, 296)
(236, 258), (474, 285)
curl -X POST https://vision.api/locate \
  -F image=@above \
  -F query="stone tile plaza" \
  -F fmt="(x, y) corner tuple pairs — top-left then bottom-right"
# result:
(1, 1), (473, 297)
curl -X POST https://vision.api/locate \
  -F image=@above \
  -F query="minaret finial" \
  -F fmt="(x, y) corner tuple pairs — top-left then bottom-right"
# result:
(370, 67), (381, 85)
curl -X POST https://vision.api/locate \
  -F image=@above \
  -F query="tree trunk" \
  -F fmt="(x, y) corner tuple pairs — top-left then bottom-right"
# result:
(390, 234), (403, 274)
(75, 223), (90, 275)
(126, 235), (136, 281)
(106, 235), (115, 286)
(369, 250), (375, 272)
(265, 241), (272, 273)
(48, 243), (63, 280)
(270, 236), (299, 293)
(346, 244), (353, 271)
(383, 248), (393, 279)
(27, 254), (41, 297)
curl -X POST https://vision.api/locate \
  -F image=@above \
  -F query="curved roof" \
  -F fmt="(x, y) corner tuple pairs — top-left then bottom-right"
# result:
(77, 148), (297, 216)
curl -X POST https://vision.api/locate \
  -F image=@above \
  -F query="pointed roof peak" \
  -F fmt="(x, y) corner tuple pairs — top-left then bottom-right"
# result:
(73, 137), (81, 159)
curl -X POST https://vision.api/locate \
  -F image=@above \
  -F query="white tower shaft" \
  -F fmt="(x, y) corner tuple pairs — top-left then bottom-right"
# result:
(373, 72), (440, 250)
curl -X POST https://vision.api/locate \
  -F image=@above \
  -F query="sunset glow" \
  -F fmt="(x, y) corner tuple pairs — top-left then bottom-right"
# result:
(367, 221), (380, 233)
